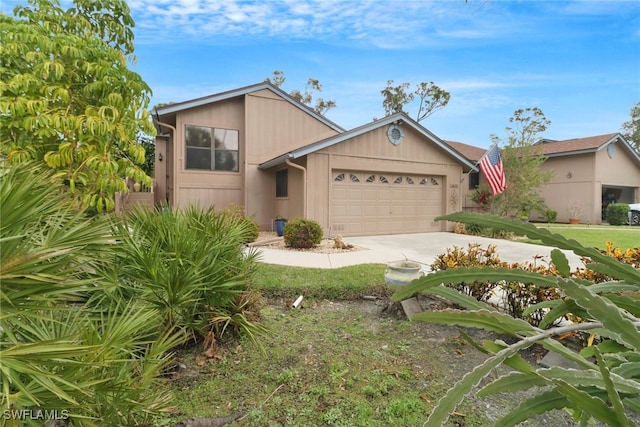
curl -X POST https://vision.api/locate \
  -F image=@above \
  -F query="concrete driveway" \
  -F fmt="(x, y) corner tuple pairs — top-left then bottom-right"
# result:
(254, 232), (586, 270)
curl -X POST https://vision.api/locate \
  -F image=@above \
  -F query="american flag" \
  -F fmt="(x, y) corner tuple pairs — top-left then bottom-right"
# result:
(479, 145), (506, 195)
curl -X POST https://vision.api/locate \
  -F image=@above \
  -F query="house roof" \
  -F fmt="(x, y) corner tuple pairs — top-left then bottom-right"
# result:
(536, 133), (640, 164)
(259, 112), (479, 171)
(153, 81), (345, 133)
(446, 133), (640, 166)
(444, 140), (487, 162)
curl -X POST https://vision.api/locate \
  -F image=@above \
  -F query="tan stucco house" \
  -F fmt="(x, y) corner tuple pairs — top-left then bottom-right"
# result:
(152, 82), (477, 236)
(451, 134), (640, 224)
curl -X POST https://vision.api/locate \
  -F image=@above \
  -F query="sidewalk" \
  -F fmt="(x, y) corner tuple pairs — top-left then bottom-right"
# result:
(251, 232), (585, 270)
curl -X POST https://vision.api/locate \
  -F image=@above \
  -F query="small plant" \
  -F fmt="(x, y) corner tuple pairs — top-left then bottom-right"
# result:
(471, 183), (492, 211)
(430, 243), (505, 302)
(283, 218), (323, 249)
(606, 202), (630, 225)
(567, 199), (583, 219)
(543, 208), (557, 223)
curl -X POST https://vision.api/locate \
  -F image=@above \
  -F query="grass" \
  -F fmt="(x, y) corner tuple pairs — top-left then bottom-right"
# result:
(521, 223), (640, 251)
(252, 263), (390, 300)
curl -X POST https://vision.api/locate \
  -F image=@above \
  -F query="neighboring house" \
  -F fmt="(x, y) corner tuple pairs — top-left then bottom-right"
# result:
(152, 82), (477, 237)
(450, 134), (640, 224)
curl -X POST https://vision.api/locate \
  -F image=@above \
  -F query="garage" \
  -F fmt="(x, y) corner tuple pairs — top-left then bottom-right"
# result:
(331, 170), (444, 236)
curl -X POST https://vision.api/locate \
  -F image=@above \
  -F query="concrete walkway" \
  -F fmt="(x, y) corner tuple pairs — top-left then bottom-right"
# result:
(253, 232), (586, 270)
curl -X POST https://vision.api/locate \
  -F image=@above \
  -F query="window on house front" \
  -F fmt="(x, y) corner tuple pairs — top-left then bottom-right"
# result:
(276, 169), (288, 198)
(469, 172), (479, 190)
(185, 125), (239, 171)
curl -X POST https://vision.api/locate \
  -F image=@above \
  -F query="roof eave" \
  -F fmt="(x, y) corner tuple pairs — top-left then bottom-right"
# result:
(258, 153), (294, 170)
(154, 82), (345, 133)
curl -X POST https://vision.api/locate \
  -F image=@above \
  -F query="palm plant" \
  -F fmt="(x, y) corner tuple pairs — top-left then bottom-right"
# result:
(97, 204), (266, 344)
(0, 162), (179, 425)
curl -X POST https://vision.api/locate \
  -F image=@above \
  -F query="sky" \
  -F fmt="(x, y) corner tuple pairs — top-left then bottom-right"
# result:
(2, 0), (639, 148)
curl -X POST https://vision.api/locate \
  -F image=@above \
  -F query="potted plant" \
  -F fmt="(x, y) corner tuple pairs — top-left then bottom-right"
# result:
(567, 200), (582, 224)
(274, 216), (287, 237)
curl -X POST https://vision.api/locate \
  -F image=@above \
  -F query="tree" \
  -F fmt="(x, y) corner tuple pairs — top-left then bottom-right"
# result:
(487, 107), (554, 217)
(0, 0), (154, 212)
(266, 70), (336, 115)
(621, 102), (640, 153)
(380, 79), (450, 122)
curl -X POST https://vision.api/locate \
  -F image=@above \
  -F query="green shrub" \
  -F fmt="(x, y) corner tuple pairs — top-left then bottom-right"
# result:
(102, 204), (265, 344)
(222, 203), (260, 243)
(283, 218), (323, 249)
(543, 208), (557, 223)
(471, 183), (492, 211)
(606, 202), (630, 225)
(393, 213), (640, 426)
(430, 243), (562, 325)
(431, 244), (505, 302)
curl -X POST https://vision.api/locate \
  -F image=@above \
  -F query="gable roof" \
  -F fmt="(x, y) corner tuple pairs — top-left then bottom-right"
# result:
(154, 81), (345, 133)
(536, 133), (640, 164)
(259, 112), (478, 171)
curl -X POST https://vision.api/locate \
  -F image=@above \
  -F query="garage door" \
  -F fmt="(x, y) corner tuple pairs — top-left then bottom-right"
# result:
(331, 171), (444, 236)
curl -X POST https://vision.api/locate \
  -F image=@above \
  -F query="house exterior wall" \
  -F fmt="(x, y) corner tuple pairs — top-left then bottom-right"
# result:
(171, 97), (246, 210)
(538, 148), (640, 224)
(594, 146), (640, 205)
(304, 125), (464, 235)
(538, 153), (596, 223)
(164, 88), (340, 230)
(244, 89), (339, 164)
(243, 89), (340, 229)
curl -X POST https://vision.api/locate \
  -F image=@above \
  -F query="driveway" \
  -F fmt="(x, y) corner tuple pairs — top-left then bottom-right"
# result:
(254, 232), (586, 270)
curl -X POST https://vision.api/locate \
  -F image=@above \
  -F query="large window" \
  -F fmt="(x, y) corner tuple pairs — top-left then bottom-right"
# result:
(185, 125), (239, 172)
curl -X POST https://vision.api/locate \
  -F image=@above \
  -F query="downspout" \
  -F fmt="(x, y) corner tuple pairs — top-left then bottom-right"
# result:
(285, 158), (307, 218)
(154, 119), (177, 135)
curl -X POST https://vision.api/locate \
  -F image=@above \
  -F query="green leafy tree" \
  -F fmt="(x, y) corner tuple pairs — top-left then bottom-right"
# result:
(380, 79), (450, 122)
(266, 70), (336, 115)
(0, 0), (154, 212)
(488, 107), (554, 217)
(394, 212), (640, 426)
(621, 102), (640, 154)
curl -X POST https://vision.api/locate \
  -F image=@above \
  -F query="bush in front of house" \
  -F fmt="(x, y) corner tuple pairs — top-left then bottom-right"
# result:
(283, 218), (323, 249)
(605, 202), (630, 225)
(102, 204), (265, 345)
(222, 203), (260, 243)
(543, 208), (557, 223)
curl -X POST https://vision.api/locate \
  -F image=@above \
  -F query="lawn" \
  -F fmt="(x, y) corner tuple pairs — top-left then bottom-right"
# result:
(522, 223), (640, 251)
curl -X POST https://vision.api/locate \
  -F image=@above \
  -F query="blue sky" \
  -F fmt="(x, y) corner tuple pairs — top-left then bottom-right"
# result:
(3, 0), (639, 148)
